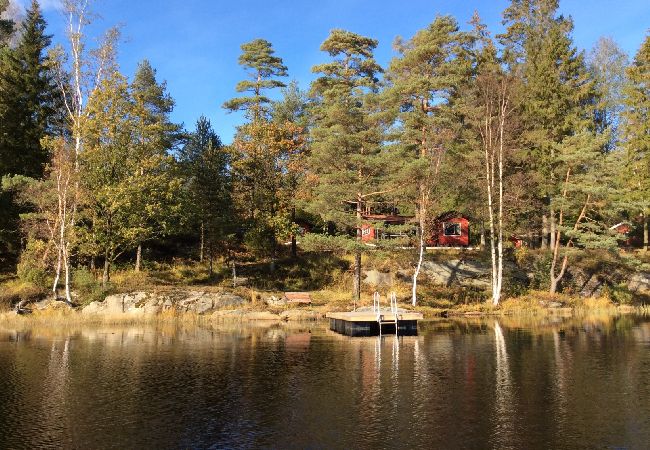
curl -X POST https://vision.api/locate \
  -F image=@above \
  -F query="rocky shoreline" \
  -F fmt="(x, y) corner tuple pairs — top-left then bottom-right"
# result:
(76, 289), (324, 321)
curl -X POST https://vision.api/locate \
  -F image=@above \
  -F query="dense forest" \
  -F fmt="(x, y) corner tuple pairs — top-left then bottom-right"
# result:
(0, 0), (648, 308)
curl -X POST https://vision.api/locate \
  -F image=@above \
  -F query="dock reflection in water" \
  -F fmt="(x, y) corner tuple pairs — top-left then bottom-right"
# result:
(0, 315), (649, 449)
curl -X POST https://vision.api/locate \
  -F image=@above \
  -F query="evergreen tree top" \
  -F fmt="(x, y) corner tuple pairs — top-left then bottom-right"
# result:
(223, 38), (287, 120)
(132, 59), (175, 118)
(311, 29), (382, 94)
(238, 38), (287, 78)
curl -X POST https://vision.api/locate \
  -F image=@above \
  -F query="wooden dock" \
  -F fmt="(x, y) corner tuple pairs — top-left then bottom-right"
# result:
(326, 309), (423, 337)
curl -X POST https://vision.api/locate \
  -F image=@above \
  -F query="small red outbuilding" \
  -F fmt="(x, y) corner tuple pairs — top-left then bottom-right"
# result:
(427, 211), (470, 247)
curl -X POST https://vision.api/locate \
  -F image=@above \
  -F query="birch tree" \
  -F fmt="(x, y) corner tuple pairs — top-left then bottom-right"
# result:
(464, 39), (517, 306)
(46, 0), (118, 297)
(13, 137), (79, 303)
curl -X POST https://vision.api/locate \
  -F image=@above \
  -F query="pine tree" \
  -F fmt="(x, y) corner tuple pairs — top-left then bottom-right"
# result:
(307, 29), (387, 304)
(385, 15), (472, 305)
(225, 39), (303, 263)
(621, 34), (650, 251)
(499, 0), (594, 250)
(548, 129), (614, 293)
(179, 116), (233, 269)
(0, 0), (59, 179)
(223, 38), (288, 121)
(0, 0), (59, 265)
(130, 60), (183, 271)
(271, 80), (309, 127)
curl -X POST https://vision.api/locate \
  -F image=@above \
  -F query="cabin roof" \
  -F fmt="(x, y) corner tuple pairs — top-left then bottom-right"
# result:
(609, 221), (631, 230)
(435, 211), (470, 222)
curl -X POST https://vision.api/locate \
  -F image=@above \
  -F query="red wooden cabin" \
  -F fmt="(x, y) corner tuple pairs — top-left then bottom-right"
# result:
(428, 211), (470, 247)
(609, 221), (637, 247)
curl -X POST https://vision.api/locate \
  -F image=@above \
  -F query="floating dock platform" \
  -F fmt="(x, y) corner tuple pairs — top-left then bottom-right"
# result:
(326, 310), (423, 337)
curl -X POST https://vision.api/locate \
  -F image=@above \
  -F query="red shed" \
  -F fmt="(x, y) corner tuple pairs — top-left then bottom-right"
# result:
(428, 211), (470, 247)
(610, 221), (635, 247)
(361, 223), (376, 242)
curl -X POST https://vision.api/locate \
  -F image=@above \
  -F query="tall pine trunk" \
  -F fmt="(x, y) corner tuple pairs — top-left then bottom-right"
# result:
(549, 207), (556, 251)
(102, 251), (110, 288)
(291, 207), (297, 258)
(199, 221), (204, 263)
(135, 244), (142, 272)
(353, 192), (362, 309)
(541, 214), (548, 249)
(641, 211), (650, 252)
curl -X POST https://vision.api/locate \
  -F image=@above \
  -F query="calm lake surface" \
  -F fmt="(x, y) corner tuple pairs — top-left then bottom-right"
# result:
(1, 315), (649, 449)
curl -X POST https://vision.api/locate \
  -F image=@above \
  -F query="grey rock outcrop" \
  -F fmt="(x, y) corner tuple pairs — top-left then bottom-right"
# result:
(264, 294), (287, 307)
(629, 272), (650, 296)
(82, 290), (246, 316)
(421, 259), (491, 288)
(362, 270), (393, 287)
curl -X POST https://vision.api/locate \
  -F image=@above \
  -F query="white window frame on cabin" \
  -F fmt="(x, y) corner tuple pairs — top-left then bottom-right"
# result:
(443, 222), (461, 236)
(361, 227), (372, 236)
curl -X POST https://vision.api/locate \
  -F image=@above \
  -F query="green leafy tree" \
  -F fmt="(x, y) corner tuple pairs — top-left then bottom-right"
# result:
(81, 71), (136, 285)
(588, 36), (629, 150)
(271, 80), (310, 257)
(307, 29), (388, 304)
(81, 67), (183, 285)
(230, 119), (305, 260)
(621, 34), (650, 251)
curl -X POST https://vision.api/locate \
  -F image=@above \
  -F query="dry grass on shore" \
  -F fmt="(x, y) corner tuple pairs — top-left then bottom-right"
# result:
(0, 303), (209, 327)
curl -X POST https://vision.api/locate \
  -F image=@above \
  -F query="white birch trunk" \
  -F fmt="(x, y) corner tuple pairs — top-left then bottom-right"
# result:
(479, 79), (510, 306)
(52, 247), (62, 299)
(495, 98), (507, 305)
(63, 244), (72, 304)
(412, 222), (425, 306)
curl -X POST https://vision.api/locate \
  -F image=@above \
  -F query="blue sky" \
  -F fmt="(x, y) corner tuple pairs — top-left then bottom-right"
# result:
(16, 0), (650, 143)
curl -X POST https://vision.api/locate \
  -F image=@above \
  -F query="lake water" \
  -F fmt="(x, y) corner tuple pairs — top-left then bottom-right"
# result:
(1, 315), (649, 449)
